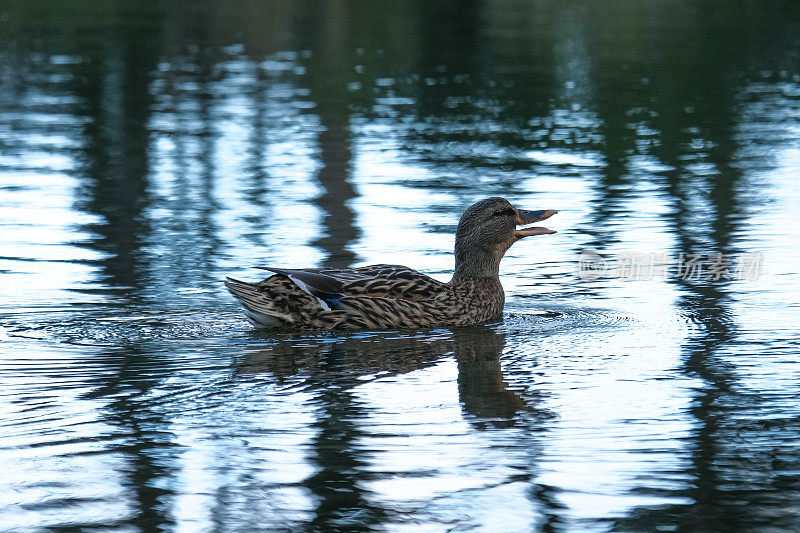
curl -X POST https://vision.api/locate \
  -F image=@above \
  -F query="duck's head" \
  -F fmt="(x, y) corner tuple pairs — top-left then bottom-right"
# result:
(453, 197), (557, 279)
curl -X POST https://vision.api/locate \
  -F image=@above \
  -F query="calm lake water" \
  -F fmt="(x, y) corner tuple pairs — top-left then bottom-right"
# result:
(2, 1), (800, 531)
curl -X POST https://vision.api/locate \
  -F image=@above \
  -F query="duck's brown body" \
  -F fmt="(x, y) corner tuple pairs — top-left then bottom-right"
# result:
(225, 264), (504, 330)
(225, 197), (556, 331)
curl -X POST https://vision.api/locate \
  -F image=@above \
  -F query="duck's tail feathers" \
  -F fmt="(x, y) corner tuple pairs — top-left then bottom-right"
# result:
(224, 277), (293, 327)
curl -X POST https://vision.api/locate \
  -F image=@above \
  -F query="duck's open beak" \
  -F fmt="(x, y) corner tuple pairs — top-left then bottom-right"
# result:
(515, 209), (558, 238)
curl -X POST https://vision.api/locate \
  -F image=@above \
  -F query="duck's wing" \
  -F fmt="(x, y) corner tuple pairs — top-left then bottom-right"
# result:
(256, 267), (346, 295)
(256, 264), (447, 306)
(227, 265), (454, 330)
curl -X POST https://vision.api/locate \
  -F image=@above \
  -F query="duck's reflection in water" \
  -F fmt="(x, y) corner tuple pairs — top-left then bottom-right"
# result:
(237, 325), (537, 428)
(236, 326), (546, 528)
(453, 328), (534, 429)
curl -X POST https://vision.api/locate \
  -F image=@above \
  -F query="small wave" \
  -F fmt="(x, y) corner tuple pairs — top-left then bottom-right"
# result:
(3, 307), (251, 348)
(503, 306), (636, 333)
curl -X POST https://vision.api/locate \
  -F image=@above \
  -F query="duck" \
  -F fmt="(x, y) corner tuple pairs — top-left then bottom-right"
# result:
(225, 197), (557, 330)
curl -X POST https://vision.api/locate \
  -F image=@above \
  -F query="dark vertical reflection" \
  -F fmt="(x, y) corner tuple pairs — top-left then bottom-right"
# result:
(656, 150), (741, 530)
(243, 67), (274, 218)
(63, 6), (180, 531)
(586, 66), (637, 250)
(303, 373), (387, 531)
(83, 347), (179, 532)
(311, 100), (358, 269)
(192, 46), (224, 286)
(71, 8), (161, 298)
(300, 2), (359, 268)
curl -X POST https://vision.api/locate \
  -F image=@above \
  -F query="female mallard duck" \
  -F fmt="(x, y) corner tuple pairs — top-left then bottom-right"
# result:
(225, 197), (557, 330)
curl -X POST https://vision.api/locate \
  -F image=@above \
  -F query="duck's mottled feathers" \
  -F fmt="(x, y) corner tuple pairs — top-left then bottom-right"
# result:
(257, 264), (445, 302)
(225, 264), (504, 331)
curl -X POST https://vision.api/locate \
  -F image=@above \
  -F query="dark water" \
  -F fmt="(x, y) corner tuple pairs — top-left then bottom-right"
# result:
(2, 1), (800, 531)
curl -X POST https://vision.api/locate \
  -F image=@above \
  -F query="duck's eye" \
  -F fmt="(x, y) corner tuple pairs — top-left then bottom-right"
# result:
(492, 207), (515, 218)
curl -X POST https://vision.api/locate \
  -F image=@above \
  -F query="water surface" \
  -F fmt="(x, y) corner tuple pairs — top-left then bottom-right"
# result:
(2, 1), (800, 531)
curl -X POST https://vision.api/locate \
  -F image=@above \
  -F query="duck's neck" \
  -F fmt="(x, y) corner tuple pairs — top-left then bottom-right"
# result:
(451, 242), (502, 283)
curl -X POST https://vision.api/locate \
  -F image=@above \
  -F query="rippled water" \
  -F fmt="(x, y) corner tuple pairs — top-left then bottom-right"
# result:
(2, 1), (800, 531)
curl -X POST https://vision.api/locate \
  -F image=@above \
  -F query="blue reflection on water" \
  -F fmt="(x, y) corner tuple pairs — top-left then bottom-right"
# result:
(1, 1), (800, 531)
